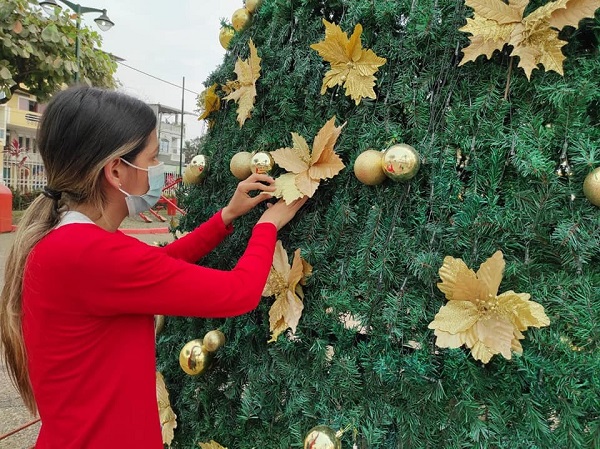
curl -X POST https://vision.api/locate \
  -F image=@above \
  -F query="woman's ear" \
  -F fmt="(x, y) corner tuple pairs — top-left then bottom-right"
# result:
(103, 158), (125, 189)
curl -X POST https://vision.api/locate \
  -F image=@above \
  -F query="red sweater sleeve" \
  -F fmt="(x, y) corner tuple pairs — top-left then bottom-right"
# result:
(57, 222), (277, 317)
(157, 210), (233, 262)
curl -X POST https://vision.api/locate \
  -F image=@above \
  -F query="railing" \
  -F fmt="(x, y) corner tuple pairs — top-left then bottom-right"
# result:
(163, 171), (180, 197)
(160, 176), (185, 214)
(138, 176), (186, 223)
(2, 165), (181, 199)
(2, 159), (46, 193)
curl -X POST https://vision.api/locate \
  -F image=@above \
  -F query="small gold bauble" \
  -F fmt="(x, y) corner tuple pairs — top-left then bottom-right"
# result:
(250, 151), (274, 175)
(303, 425), (341, 449)
(182, 154), (208, 185)
(354, 149), (386, 185)
(583, 167), (600, 207)
(202, 329), (226, 352)
(245, 0), (262, 13)
(230, 151), (253, 180)
(381, 144), (420, 182)
(179, 339), (212, 375)
(232, 8), (251, 32)
(219, 26), (235, 50)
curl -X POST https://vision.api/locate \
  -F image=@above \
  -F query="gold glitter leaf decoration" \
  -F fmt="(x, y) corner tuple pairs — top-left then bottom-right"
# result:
(428, 251), (550, 363)
(459, 0), (600, 80)
(223, 39), (261, 127)
(271, 116), (346, 204)
(263, 241), (312, 342)
(156, 372), (177, 446)
(310, 19), (386, 104)
(197, 83), (221, 122)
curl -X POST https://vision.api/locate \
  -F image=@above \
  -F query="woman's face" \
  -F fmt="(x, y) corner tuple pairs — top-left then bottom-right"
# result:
(132, 130), (160, 170)
(121, 130), (160, 195)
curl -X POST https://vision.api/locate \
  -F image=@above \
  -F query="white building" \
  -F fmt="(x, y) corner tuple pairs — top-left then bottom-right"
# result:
(149, 104), (187, 183)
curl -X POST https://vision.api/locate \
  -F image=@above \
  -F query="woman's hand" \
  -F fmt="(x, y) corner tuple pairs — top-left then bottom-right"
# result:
(221, 174), (276, 226)
(257, 197), (308, 230)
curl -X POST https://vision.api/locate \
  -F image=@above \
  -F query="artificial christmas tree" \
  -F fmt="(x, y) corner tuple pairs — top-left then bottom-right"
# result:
(158, 1), (600, 448)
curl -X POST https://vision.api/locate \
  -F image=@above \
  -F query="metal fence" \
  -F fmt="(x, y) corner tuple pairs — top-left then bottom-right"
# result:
(2, 159), (46, 193)
(3, 163), (180, 201)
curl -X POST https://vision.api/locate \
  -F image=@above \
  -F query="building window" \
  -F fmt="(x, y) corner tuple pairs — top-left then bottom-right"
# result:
(160, 139), (169, 154)
(18, 96), (40, 112)
(18, 97), (28, 110)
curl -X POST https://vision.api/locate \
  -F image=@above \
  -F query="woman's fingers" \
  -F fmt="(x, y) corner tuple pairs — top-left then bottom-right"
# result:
(242, 173), (274, 186)
(250, 191), (273, 206)
(281, 196), (308, 210)
(240, 181), (277, 194)
(293, 196), (308, 208)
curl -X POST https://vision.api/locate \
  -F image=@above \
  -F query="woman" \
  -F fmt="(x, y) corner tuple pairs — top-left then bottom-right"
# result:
(0, 86), (306, 448)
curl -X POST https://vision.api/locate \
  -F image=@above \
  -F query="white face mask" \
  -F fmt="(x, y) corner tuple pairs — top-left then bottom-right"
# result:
(119, 158), (165, 218)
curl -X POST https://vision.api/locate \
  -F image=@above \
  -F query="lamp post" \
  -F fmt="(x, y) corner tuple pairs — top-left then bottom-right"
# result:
(39, 0), (114, 83)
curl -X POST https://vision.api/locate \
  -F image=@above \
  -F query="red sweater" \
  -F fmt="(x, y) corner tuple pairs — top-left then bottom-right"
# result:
(22, 211), (276, 449)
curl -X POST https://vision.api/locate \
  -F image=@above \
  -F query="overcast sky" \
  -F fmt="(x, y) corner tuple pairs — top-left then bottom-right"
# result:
(73, 0), (242, 140)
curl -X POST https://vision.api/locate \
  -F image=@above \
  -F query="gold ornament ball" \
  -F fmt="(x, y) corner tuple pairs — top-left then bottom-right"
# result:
(230, 151), (253, 180)
(250, 151), (274, 175)
(583, 167), (600, 207)
(245, 0), (262, 13)
(182, 154), (208, 185)
(232, 8), (251, 32)
(202, 329), (226, 352)
(354, 149), (386, 185)
(219, 26), (235, 50)
(381, 144), (420, 182)
(179, 339), (212, 375)
(303, 426), (341, 449)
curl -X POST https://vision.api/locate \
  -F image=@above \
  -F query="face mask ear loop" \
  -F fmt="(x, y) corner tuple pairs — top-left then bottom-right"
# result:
(120, 158), (149, 172)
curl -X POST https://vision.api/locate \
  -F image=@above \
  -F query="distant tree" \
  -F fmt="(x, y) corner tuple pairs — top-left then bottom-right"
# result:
(0, 0), (117, 104)
(182, 136), (206, 164)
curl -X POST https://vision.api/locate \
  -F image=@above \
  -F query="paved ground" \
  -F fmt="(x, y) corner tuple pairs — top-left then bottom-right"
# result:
(0, 213), (174, 448)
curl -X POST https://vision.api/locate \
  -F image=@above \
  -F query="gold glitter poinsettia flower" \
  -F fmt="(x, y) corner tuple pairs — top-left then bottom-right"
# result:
(197, 83), (221, 121)
(428, 251), (550, 364)
(262, 241), (312, 343)
(156, 371), (177, 445)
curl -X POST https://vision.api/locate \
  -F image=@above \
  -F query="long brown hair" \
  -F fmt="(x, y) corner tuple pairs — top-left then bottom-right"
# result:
(0, 86), (156, 414)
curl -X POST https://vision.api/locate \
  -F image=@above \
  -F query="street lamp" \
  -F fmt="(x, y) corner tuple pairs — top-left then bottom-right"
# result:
(39, 0), (115, 83)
